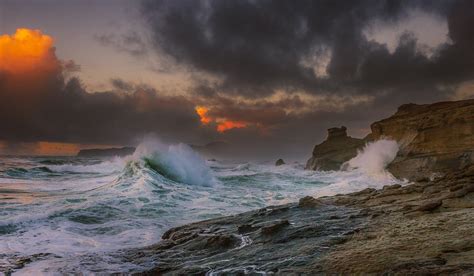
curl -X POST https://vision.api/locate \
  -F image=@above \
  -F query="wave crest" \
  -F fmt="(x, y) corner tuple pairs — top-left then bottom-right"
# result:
(132, 139), (216, 186)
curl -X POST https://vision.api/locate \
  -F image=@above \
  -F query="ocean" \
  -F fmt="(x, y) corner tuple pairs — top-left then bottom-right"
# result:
(0, 139), (401, 274)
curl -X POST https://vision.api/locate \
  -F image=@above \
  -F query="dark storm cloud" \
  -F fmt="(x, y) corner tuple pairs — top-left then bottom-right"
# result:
(110, 78), (135, 92)
(0, 70), (201, 145)
(95, 31), (149, 57)
(141, 0), (473, 100)
(134, 0), (474, 160)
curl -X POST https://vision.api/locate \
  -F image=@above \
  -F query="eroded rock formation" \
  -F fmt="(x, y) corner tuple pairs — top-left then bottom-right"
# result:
(275, 158), (285, 166)
(122, 167), (474, 274)
(305, 126), (365, 171)
(306, 99), (474, 181)
(367, 99), (474, 180)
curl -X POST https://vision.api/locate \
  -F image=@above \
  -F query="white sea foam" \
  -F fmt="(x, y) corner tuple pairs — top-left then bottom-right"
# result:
(0, 140), (405, 274)
(314, 139), (403, 197)
(346, 139), (399, 176)
(47, 158), (125, 174)
(133, 137), (217, 186)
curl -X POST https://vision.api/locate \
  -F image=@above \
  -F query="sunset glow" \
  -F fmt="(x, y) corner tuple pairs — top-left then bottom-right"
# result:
(216, 120), (248, 133)
(195, 106), (249, 132)
(195, 106), (212, 124)
(35, 142), (81, 156)
(0, 28), (57, 73)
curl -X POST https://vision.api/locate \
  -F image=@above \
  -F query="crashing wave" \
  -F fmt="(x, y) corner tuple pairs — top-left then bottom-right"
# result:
(131, 138), (216, 186)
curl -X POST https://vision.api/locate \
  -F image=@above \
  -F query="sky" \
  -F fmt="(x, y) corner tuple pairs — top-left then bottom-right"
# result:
(0, 0), (473, 160)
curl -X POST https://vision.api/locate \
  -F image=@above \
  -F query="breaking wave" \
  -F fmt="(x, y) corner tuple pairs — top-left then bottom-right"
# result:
(132, 138), (216, 186)
(0, 138), (405, 273)
(345, 139), (399, 177)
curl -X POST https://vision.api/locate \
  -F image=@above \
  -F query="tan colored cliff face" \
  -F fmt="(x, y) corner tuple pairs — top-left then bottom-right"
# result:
(368, 100), (474, 180)
(305, 126), (365, 171)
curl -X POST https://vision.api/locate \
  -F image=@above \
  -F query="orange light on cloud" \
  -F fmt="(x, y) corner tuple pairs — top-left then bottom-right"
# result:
(216, 120), (248, 133)
(195, 106), (212, 124)
(0, 140), (123, 156)
(35, 142), (81, 156)
(195, 105), (249, 133)
(0, 28), (57, 73)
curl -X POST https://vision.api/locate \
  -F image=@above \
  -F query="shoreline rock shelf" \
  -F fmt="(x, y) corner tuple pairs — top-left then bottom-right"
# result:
(123, 99), (474, 274)
(123, 167), (474, 275)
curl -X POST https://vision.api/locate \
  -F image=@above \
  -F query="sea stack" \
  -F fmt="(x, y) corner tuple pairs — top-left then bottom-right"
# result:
(305, 126), (364, 171)
(275, 159), (285, 166)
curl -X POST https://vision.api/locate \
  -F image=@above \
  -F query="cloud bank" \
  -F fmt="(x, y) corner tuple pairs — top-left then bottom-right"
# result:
(0, 29), (201, 148)
(2, 0), (474, 159)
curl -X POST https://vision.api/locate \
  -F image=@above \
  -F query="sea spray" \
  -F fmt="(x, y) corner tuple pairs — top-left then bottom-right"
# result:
(1, 148), (404, 273)
(345, 139), (399, 177)
(314, 139), (402, 197)
(133, 138), (217, 186)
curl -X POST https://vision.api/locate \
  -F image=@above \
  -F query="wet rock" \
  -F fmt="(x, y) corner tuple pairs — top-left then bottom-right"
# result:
(416, 176), (430, 182)
(275, 158), (285, 166)
(122, 203), (366, 275)
(205, 234), (240, 249)
(237, 224), (258, 234)
(383, 184), (402, 190)
(122, 172), (474, 275)
(260, 220), (290, 235)
(305, 126), (365, 171)
(299, 196), (323, 208)
(350, 188), (376, 196)
(442, 193), (474, 208)
(416, 200), (442, 212)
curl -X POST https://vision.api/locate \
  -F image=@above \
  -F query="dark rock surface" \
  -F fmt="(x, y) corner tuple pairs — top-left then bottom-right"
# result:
(122, 203), (366, 275)
(322, 167), (474, 274)
(120, 167), (474, 275)
(275, 158), (285, 166)
(76, 147), (135, 157)
(305, 126), (365, 171)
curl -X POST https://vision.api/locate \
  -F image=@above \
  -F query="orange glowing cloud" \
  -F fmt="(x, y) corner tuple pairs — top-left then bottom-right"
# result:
(195, 105), (249, 132)
(195, 106), (212, 124)
(0, 28), (58, 74)
(216, 120), (248, 132)
(35, 142), (81, 156)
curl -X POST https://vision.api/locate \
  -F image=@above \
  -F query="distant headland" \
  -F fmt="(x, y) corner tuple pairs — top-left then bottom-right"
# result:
(76, 147), (135, 157)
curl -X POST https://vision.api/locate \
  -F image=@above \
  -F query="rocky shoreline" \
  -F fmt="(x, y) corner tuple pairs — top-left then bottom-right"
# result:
(120, 166), (473, 275)
(120, 99), (474, 275)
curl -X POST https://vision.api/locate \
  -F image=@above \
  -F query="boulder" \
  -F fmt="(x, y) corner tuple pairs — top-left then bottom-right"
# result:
(275, 158), (285, 166)
(305, 126), (365, 171)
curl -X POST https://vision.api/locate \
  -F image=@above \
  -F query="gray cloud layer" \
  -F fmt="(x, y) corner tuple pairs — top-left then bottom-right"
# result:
(0, 71), (200, 145)
(141, 0), (473, 100)
(1, 0), (473, 160)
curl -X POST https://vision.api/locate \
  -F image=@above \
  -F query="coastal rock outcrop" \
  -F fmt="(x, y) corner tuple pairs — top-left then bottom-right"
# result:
(306, 99), (474, 181)
(305, 126), (365, 171)
(366, 99), (474, 180)
(121, 168), (474, 275)
(275, 158), (285, 166)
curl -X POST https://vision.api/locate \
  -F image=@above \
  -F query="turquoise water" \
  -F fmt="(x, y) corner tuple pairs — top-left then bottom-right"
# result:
(0, 142), (400, 273)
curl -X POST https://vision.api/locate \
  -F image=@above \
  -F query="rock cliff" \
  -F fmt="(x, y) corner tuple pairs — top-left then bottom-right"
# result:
(113, 100), (474, 275)
(305, 126), (365, 171)
(306, 99), (474, 181)
(367, 99), (474, 180)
